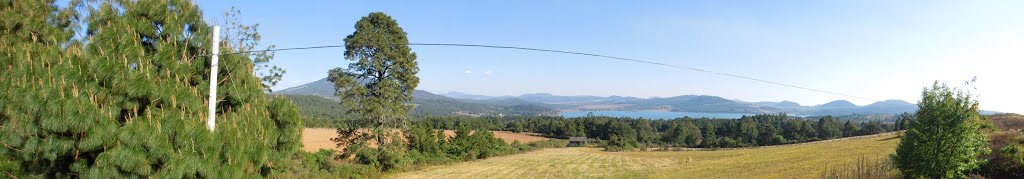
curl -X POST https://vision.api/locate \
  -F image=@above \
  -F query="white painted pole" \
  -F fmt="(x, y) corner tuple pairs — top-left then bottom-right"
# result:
(207, 26), (220, 131)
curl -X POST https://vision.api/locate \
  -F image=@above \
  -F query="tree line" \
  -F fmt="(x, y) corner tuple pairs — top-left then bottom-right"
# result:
(418, 113), (898, 151)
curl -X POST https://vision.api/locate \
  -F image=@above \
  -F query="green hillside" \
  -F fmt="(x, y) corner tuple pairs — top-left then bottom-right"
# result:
(277, 94), (350, 127)
(276, 79), (558, 120)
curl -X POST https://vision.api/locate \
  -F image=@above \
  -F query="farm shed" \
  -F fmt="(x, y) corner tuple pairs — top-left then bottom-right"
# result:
(568, 137), (588, 147)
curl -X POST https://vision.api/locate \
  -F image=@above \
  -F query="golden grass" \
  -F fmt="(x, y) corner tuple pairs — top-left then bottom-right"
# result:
(390, 133), (901, 179)
(301, 128), (551, 152)
(302, 128), (341, 152)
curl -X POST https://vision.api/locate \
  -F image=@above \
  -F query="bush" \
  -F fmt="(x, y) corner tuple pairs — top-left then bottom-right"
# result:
(892, 82), (989, 178)
(992, 144), (1024, 177)
(527, 139), (569, 149)
(274, 150), (381, 178)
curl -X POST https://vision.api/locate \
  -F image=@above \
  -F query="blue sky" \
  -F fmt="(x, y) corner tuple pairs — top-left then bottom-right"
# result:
(196, 1), (1023, 113)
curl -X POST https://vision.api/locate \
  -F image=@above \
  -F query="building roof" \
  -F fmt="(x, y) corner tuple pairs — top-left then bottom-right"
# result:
(568, 137), (588, 141)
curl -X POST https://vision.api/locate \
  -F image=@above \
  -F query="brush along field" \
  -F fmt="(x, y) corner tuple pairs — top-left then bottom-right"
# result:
(391, 133), (901, 179)
(301, 128), (550, 152)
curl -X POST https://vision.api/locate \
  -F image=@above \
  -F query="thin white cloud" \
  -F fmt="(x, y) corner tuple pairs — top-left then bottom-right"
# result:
(464, 70), (473, 75)
(484, 70), (493, 76)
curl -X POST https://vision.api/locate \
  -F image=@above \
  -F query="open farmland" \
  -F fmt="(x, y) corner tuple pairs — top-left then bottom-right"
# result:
(391, 133), (901, 178)
(301, 128), (550, 152)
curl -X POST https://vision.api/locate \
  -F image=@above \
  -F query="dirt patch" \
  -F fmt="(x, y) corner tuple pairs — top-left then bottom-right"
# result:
(301, 128), (551, 152)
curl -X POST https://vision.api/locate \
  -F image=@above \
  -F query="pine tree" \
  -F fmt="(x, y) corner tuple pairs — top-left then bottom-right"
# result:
(842, 120), (860, 137)
(0, 0), (302, 177)
(816, 116), (842, 139)
(328, 12), (419, 167)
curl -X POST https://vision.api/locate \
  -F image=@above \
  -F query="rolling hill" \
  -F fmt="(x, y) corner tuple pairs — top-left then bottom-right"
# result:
(275, 78), (558, 117)
(618, 95), (778, 113)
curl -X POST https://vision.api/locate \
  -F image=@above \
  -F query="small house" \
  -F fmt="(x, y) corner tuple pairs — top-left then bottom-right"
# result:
(568, 137), (588, 147)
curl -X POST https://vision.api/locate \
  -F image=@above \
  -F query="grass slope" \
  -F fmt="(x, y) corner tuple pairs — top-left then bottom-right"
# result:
(391, 133), (900, 178)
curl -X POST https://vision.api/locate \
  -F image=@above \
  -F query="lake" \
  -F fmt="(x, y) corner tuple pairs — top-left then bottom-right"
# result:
(560, 111), (752, 119)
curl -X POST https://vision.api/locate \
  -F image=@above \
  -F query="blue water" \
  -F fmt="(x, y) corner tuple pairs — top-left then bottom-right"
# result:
(560, 111), (752, 119)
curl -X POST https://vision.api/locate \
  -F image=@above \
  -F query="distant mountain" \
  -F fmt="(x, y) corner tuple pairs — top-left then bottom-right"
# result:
(460, 97), (549, 107)
(277, 78), (966, 116)
(424, 91), (926, 115)
(518, 93), (608, 104)
(440, 91), (510, 100)
(415, 90), (558, 116)
(275, 78), (335, 98)
(818, 100), (858, 109)
(276, 79), (557, 117)
(619, 95), (780, 113)
(860, 100), (917, 114)
(773, 101), (802, 109)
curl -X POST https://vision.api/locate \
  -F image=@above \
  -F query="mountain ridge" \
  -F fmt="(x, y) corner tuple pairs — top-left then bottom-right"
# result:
(275, 78), (557, 117)
(276, 78), (944, 116)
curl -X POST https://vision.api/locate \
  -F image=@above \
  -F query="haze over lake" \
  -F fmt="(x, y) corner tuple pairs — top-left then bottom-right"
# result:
(561, 111), (753, 119)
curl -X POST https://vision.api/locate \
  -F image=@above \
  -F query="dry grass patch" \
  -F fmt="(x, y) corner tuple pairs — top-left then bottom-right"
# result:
(391, 133), (901, 179)
(390, 148), (671, 179)
(301, 128), (551, 152)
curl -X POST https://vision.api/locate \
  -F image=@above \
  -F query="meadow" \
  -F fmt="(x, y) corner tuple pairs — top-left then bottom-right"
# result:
(390, 133), (900, 178)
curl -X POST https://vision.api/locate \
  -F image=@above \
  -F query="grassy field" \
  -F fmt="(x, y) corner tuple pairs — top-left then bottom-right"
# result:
(391, 133), (901, 179)
(301, 128), (550, 152)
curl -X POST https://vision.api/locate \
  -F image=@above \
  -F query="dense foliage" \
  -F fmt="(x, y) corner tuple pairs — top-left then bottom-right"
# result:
(419, 113), (896, 150)
(278, 94), (350, 127)
(329, 121), (564, 173)
(893, 82), (989, 178)
(0, 0), (302, 177)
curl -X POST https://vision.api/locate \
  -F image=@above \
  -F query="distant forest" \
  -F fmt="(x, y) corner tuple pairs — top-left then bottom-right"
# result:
(417, 113), (904, 150)
(277, 94), (350, 127)
(283, 93), (903, 150)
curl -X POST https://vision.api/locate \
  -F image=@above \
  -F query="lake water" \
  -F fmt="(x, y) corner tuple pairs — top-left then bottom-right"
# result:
(560, 111), (752, 119)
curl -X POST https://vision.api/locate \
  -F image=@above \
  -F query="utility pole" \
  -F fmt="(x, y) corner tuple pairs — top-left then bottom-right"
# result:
(207, 26), (220, 131)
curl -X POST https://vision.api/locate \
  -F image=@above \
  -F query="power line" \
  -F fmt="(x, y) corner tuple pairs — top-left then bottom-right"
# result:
(205, 43), (872, 100)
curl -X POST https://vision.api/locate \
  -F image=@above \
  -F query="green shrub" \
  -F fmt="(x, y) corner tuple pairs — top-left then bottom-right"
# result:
(893, 82), (989, 178)
(994, 144), (1024, 177)
(527, 139), (569, 149)
(274, 150), (380, 178)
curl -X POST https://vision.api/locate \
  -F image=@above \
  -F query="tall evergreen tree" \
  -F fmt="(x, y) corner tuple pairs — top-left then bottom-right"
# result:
(0, 0), (302, 177)
(895, 112), (914, 131)
(328, 12), (419, 168)
(816, 116), (842, 139)
(842, 120), (860, 137)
